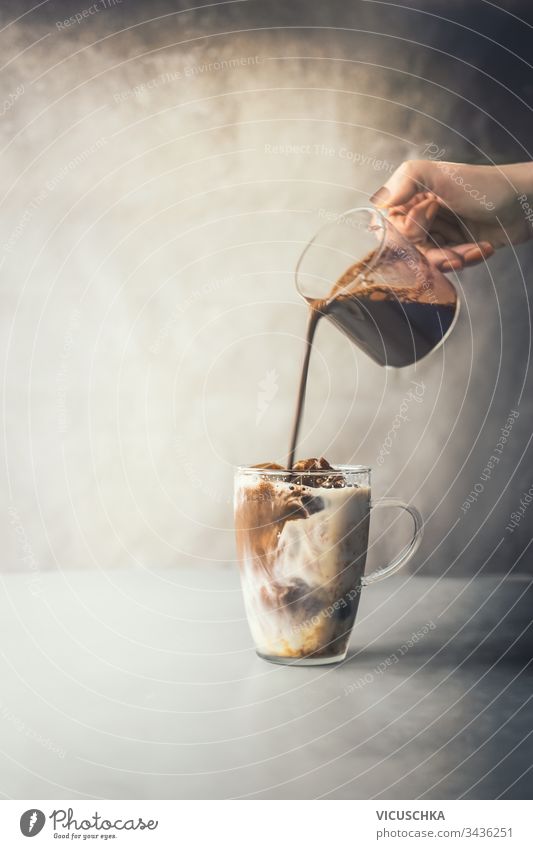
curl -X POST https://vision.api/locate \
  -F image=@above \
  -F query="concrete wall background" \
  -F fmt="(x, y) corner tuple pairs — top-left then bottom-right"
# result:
(2, 0), (532, 576)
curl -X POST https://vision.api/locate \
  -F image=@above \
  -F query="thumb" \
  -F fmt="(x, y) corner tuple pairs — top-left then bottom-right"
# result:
(370, 160), (435, 208)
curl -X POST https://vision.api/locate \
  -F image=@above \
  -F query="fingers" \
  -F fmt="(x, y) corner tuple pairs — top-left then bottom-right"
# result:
(389, 196), (468, 269)
(388, 193), (495, 271)
(370, 168), (496, 271)
(370, 159), (436, 208)
(390, 196), (440, 243)
(391, 195), (473, 246)
(387, 191), (431, 216)
(450, 241), (495, 266)
(429, 217), (468, 246)
(422, 247), (466, 271)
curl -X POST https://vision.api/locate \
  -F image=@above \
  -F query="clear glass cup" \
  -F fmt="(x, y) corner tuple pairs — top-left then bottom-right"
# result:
(295, 207), (459, 367)
(234, 464), (423, 666)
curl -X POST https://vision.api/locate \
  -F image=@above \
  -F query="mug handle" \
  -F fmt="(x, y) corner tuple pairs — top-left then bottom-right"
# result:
(361, 498), (423, 586)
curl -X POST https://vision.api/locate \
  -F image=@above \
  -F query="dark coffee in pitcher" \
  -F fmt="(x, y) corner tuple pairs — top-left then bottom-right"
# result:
(322, 245), (457, 368)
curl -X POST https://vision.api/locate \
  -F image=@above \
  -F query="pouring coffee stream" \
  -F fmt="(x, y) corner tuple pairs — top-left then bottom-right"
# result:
(286, 305), (322, 470)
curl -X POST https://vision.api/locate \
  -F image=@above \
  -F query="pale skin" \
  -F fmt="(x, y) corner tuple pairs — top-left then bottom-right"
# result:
(370, 160), (533, 271)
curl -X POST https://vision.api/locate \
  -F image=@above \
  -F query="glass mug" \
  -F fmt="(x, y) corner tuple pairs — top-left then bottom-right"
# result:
(235, 465), (423, 666)
(295, 207), (459, 367)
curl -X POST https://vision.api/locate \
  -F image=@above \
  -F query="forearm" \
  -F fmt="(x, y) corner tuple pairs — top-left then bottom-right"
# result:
(501, 162), (533, 202)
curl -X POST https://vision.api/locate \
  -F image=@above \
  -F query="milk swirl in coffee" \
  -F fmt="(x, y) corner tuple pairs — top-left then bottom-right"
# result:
(235, 459), (370, 661)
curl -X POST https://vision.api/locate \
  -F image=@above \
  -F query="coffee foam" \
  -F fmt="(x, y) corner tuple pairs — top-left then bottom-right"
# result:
(328, 246), (457, 307)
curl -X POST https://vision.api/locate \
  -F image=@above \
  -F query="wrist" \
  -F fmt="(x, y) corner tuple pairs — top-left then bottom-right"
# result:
(501, 162), (533, 202)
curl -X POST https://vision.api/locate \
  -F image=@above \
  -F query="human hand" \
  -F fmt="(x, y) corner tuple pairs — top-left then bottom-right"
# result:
(370, 160), (533, 271)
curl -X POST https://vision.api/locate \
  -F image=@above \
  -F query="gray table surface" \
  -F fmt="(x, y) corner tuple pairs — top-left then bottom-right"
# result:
(0, 567), (531, 800)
